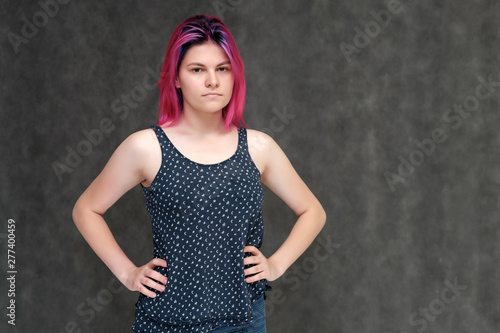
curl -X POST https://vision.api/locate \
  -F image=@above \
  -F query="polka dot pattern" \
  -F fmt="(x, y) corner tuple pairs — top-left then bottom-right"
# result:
(132, 125), (271, 332)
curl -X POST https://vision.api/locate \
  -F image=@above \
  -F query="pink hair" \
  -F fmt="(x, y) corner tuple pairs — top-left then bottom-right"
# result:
(157, 15), (246, 129)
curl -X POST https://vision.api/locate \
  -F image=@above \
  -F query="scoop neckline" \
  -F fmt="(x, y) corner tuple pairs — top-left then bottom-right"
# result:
(156, 125), (242, 167)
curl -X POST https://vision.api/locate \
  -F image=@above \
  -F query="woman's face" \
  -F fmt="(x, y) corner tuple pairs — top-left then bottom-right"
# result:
(175, 41), (234, 116)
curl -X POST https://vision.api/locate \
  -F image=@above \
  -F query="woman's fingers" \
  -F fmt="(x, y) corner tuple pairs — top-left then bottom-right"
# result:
(244, 246), (262, 266)
(243, 255), (260, 266)
(243, 245), (282, 282)
(245, 272), (266, 284)
(244, 245), (259, 255)
(149, 272), (168, 285)
(243, 245), (267, 282)
(138, 284), (157, 298)
(129, 258), (169, 298)
(145, 258), (168, 284)
(141, 275), (166, 293)
(244, 264), (263, 276)
(149, 258), (167, 268)
(145, 267), (168, 285)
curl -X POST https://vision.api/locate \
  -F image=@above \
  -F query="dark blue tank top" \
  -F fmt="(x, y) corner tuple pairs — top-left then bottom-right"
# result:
(133, 125), (271, 332)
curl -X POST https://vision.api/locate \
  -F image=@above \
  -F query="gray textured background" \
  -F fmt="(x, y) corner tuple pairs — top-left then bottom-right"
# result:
(1, 0), (500, 332)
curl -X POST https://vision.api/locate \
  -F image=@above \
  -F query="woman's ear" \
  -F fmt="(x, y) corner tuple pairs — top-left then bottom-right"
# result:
(175, 77), (181, 89)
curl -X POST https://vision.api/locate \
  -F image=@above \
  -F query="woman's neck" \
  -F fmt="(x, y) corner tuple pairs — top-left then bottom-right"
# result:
(175, 109), (230, 136)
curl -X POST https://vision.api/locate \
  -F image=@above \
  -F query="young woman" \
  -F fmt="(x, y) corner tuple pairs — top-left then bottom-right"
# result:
(73, 15), (326, 332)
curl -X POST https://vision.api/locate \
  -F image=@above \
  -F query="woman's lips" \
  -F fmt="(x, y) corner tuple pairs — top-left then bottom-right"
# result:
(202, 93), (222, 98)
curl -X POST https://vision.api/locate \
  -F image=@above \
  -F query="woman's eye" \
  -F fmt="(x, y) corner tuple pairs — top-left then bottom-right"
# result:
(218, 67), (230, 72)
(192, 68), (203, 73)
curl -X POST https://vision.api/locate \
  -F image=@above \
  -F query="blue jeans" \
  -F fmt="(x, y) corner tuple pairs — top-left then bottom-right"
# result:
(209, 295), (266, 333)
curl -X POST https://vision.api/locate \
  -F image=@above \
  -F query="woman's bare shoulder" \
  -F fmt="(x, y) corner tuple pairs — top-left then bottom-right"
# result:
(109, 127), (161, 187)
(246, 128), (285, 175)
(246, 128), (277, 152)
(119, 127), (158, 155)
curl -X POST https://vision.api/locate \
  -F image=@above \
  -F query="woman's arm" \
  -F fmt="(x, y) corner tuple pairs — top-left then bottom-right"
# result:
(72, 129), (167, 298)
(244, 130), (327, 283)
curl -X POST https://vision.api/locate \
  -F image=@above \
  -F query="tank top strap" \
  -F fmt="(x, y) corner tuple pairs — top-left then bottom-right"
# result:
(150, 125), (168, 145)
(237, 127), (248, 154)
(237, 127), (256, 163)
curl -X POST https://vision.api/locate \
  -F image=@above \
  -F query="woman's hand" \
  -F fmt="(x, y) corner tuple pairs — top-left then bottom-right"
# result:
(243, 246), (283, 283)
(123, 258), (168, 298)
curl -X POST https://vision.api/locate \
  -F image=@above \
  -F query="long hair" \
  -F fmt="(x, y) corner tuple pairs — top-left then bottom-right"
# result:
(157, 15), (246, 129)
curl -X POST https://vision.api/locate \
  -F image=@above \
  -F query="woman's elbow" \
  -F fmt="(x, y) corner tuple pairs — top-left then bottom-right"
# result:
(309, 199), (326, 231)
(318, 204), (327, 229)
(72, 197), (86, 227)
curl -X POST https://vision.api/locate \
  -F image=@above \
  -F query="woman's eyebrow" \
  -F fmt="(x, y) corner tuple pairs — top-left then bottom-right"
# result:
(186, 61), (231, 67)
(186, 62), (205, 67)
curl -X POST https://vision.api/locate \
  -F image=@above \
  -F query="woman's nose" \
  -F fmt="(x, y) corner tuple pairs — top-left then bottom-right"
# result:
(206, 71), (219, 88)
